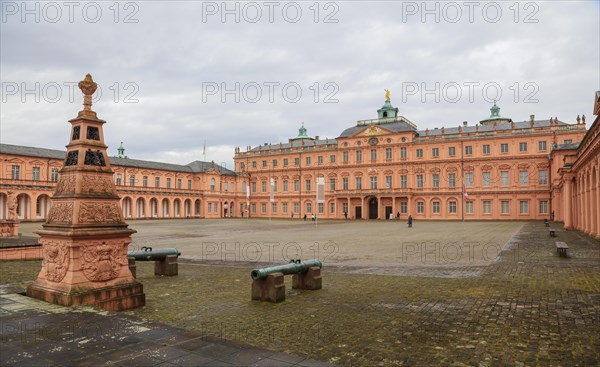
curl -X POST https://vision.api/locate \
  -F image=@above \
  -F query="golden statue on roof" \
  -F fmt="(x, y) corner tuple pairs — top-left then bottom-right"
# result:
(384, 89), (391, 101)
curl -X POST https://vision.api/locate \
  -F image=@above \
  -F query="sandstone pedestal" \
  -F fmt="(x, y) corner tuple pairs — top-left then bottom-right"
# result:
(155, 255), (178, 276)
(0, 220), (19, 237)
(292, 267), (322, 290)
(251, 272), (285, 303)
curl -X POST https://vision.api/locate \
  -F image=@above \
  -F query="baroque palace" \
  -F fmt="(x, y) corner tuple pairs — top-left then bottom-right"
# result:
(1, 92), (599, 238)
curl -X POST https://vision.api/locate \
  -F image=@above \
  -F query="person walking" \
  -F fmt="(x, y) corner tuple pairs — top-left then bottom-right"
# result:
(344, 211), (348, 220)
(303, 214), (307, 221)
(408, 214), (413, 228)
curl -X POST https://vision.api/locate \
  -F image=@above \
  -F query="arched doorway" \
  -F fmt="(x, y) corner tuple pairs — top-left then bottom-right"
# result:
(35, 194), (52, 220)
(136, 198), (145, 219)
(368, 197), (378, 219)
(162, 198), (170, 218)
(149, 198), (158, 218)
(122, 197), (133, 218)
(194, 199), (201, 217)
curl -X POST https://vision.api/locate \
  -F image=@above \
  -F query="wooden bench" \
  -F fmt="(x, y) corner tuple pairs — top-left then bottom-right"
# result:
(555, 241), (569, 257)
(549, 228), (557, 237)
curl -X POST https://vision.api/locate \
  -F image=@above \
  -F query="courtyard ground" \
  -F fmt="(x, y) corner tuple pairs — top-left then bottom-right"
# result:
(2, 219), (599, 366)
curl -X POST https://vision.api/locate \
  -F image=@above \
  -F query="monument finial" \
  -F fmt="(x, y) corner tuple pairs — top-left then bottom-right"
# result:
(385, 89), (391, 101)
(78, 74), (98, 117)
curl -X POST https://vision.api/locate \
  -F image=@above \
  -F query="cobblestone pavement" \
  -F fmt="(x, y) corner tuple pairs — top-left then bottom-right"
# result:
(2, 221), (599, 366)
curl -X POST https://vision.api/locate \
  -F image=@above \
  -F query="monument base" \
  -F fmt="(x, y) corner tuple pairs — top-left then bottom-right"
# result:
(27, 280), (145, 311)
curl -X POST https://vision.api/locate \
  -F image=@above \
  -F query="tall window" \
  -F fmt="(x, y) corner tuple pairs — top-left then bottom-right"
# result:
(483, 200), (491, 214)
(272, 203), (277, 213)
(539, 200), (548, 214)
(416, 175), (424, 188)
(400, 175), (407, 189)
(370, 149), (377, 161)
(416, 149), (423, 158)
(262, 160), (267, 167)
(519, 200), (529, 214)
(538, 141), (547, 151)
(400, 147), (407, 159)
(294, 158), (300, 166)
(501, 171), (509, 186)
(482, 145), (490, 154)
(212, 178), (217, 191)
(355, 177), (362, 190)
(385, 176), (392, 189)
(448, 173), (456, 189)
(385, 148), (392, 159)
(283, 158), (288, 166)
(500, 143), (509, 153)
(283, 203), (288, 213)
(130, 175), (135, 187)
(305, 179), (311, 192)
(167, 178), (171, 188)
(449, 201), (457, 214)
(252, 203), (256, 213)
(318, 203), (324, 214)
(342, 178), (348, 190)
(306, 202), (312, 213)
(330, 202), (335, 213)
(417, 201), (424, 214)
(519, 171), (529, 186)
(294, 202), (299, 213)
(208, 203), (212, 213)
(538, 170), (548, 185)
(343, 151), (349, 162)
(330, 155), (336, 163)
(432, 201), (440, 214)
(370, 176), (377, 189)
(11, 165), (20, 180)
(519, 142), (528, 152)
(465, 146), (472, 155)
(155, 177), (160, 188)
(116, 174), (122, 186)
(143, 176), (148, 187)
(283, 180), (288, 192)
(432, 148), (439, 157)
(483, 172), (491, 187)
(177, 179), (182, 189)
(465, 201), (473, 214)
(400, 202), (407, 213)
(356, 150), (362, 162)
(51, 168), (59, 182)
(330, 178), (336, 191)
(317, 156), (323, 164)
(501, 200), (510, 214)
(261, 181), (267, 193)
(262, 203), (267, 213)
(252, 161), (257, 168)
(272, 159), (278, 167)
(448, 147), (456, 156)
(432, 174), (439, 189)
(32, 167), (40, 181)
(306, 157), (312, 165)
(465, 172), (473, 187)
(294, 180), (299, 191)
(188, 180), (192, 190)
(251, 182), (257, 193)
(342, 202), (348, 214)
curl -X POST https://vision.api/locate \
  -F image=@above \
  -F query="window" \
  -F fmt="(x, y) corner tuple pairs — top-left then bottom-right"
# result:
(283, 158), (288, 166)
(130, 175), (135, 187)
(251, 182), (257, 193)
(432, 201), (440, 214)
(51, 168), (59, 182)
(330, 155), (336, 163)
(317, 156), (323, 164)
(283, 203), (288, 213)
(240, 162), (245, 170)
(342, 202), (349, 215)
(400, 147), (407, 159)
(242, 181), (247, 194)
(262, 160), (267, 167)
(432, 148), (439, 157)
(293, 202), (299, 213)
(330, 179), (336, 191)
(385, 176), (392, 189)
(32, 167), (40, 181)
(252, 203), (256, 213)
(538, 141), (547, 151)
(116, 174), (122, 186)
(11, 165), (20, 180)
(483, 172), (491, 187)
(330, 202), (335, 213)
(272, 203), (277, 213)
(400, 175), (407, 189)
(448, 173), (456, 189)
(400, 202), (407, 214)
(465, 145), (473, 155)
(142, 176), (148, 187)
(416, 174), (424, 189)
(519, 142), (528, 152)
(152, 177), (158, 188)
(306, 157), (312, 165)
(208, 203), (212, 213)
(465, 172), (473, 187)
(211, 178), (217, 191)
(187, 180), (192, 190)
(272, 180), (277, 192)
(166, 178), (171, 188)
(519, 170), (528, 186)
(370, 176), (377, 189)
(370, 149), (377, 161)
(355, 177), (362, 190)
(416, 149), (423, 158)
(356, 150), (362, 162)
(305, 179), (311, 192)
(501, 171), (509, 187)
(483, 144), (490, 154)
(342, 178), (349, 190)
(448, 147), (456, 156)
(385, 148), (392, 159)
(261, 203), (267, 213)
(539, 200), (548, 214)
(318, 203), (324, 214)
(519, 200), (529, 214)
(432, 174), (440, 189)
(501, 200), (510, 214)
(294, 180), (299, 191)
(483, 200), (491, 214)
(417, 201), (424, 214)
(449, 201), (457, 214)
(252, 161), (257, 168)
(272, 159), (278, 167)
(261, 181), (267, 193)
(343, 151), (349, 162)
(306, 202), (312, 213)
(283, 180), (288, 192)
(177, 179), (182, 189)
(564, 139), (572, 144)
(501, 143), (509, 153)
(294, 158), (300, 166)
(538, 170), (548, 185)
(465, 201), (473, 214)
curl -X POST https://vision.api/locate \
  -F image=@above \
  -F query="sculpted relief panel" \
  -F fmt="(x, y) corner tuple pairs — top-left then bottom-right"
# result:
(42, 241), (70, 282)
(46, 202), (73, 224)
(79, 202), (122, 224)
(81, 241), (128, 282)
(81, 175), (114, 195)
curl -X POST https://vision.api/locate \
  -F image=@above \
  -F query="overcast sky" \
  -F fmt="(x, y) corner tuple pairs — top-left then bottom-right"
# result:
(1, 1), (598, 169)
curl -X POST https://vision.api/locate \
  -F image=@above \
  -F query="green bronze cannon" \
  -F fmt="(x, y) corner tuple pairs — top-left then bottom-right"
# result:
(127, 246), (181, 261)
(251, 259), (322, 280)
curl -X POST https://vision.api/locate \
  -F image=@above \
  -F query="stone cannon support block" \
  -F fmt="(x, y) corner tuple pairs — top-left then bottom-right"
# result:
(128, 257), (136, 278)
(155, 255), (178, 276)
(251, 272), (285, 303)
(292, 267), (322, 290)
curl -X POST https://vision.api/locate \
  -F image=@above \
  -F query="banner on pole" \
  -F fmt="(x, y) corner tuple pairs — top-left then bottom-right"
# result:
(270, 178), (275, 203)
(316, 177), (325, 203)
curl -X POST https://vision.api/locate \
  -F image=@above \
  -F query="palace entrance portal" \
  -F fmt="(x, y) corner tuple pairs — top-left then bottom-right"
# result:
(368, 197), (378, 219)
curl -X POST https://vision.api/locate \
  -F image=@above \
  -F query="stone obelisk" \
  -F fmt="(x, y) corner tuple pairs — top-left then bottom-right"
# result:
(27, 74), (145, 311)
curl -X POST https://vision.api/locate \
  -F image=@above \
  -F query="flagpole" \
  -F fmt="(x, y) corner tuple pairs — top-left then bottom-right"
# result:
(461, 141), (464, 222)
(203, 140), (206, 161)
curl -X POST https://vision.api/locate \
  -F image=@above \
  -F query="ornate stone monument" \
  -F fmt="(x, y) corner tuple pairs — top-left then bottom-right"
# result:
(0, 191), (19, 237)
(26, 74), (145, 311)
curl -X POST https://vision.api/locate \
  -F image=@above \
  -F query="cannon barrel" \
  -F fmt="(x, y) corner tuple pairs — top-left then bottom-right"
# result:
(127, 246), (181, 261)
(251, 259), (322, 280)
